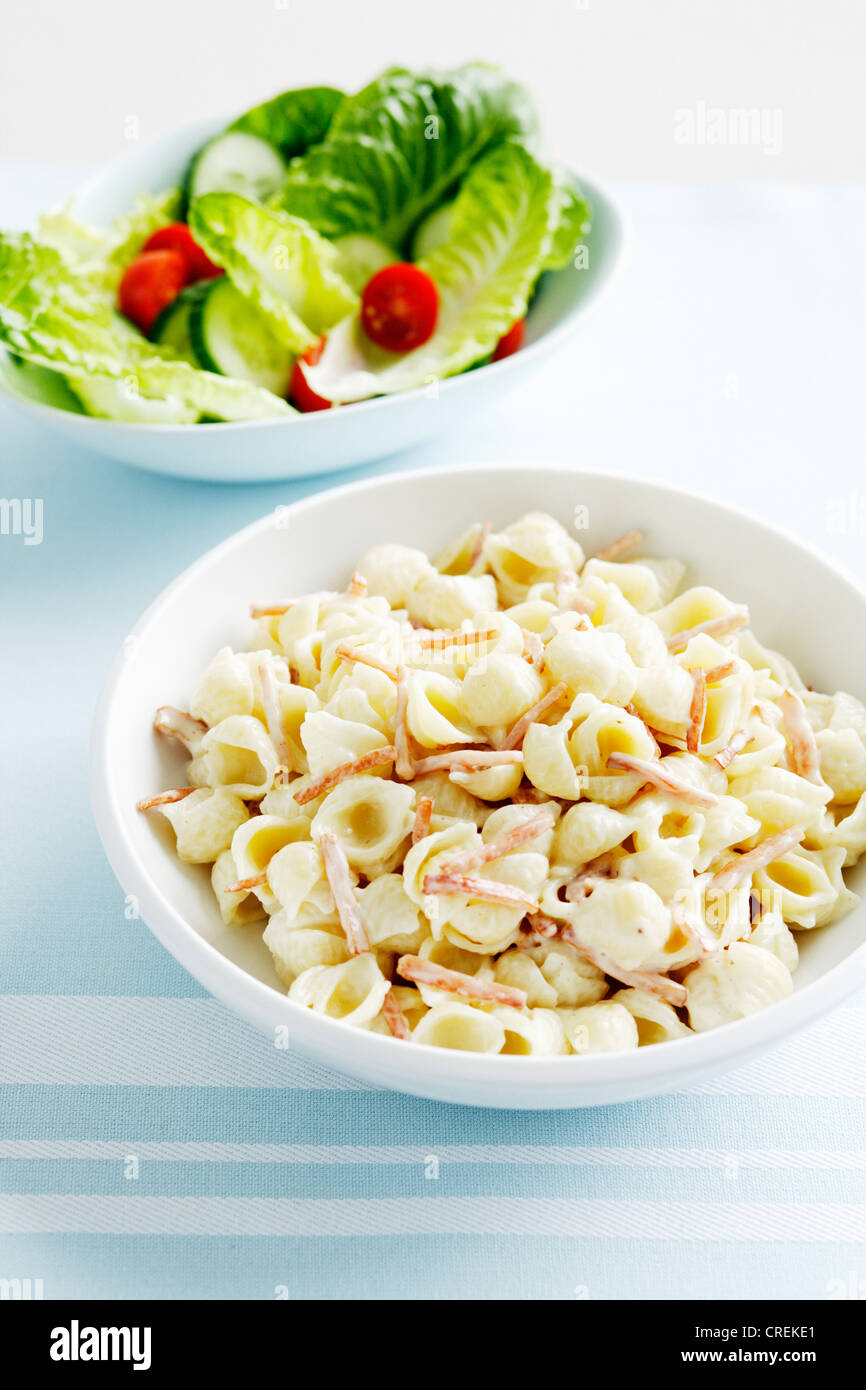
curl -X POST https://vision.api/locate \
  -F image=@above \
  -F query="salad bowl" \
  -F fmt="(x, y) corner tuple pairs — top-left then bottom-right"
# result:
(90, 463), (866, 1107)
(0, 114), (625, 483)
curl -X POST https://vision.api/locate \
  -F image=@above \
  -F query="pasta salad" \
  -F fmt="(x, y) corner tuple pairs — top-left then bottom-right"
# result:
(137, 512), (866, 1056)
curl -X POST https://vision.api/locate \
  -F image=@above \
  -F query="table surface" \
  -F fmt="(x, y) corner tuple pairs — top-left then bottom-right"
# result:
(2, 169), (865, 1300)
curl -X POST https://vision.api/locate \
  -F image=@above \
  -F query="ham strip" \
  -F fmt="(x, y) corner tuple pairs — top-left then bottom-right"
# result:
(671, 901), (717, 957)
(594, 529), (644, 563)
(293, 745), (397, 805)
(702, 660), (735, 684)
(415, 627), (497, 651)
(520, 629), (545, 668)
(380, 986), (411, 1040)
(153, 706), (207, 753)
(606, 751), (720, 807)
(394, 670), (415, 779)
(225, 871), (268, 893)
(250, 602), (292, 618)
(335, 644), (399, 681)
(411, 749), (523, 776)
(437, 811), (555, 875)
(422, 872), (539, 912)
(412, 795), (434, 844)
(318, 831), (370, 954)
(396, 954), (526, 1009)
(665, 611), (749, 653)
(714, 727), (751, 771)
(710, 827), (804, 892)
(347, 571), (368, 597)
(779, 688), (823, 784)
(686, 669), (707, 755)
(136, 787), (196, 812)
(501, 682), (569, 751)
(560, 923), (688, 1006)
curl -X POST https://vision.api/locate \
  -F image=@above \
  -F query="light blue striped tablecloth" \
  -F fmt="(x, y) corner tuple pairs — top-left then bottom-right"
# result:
(2, 178), (865, 1300)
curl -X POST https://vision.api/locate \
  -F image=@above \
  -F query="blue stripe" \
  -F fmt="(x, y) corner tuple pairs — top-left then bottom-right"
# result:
(0, 1234), (860, 1301)
(0, 917), (208, 998)
(0, 1158), (863, 1203)
(3, 1086), (865, 1146)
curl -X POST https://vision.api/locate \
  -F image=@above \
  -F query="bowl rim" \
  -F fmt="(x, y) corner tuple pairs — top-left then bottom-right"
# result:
(89, 460), (866, 1095)
(1, 111), (628, 435)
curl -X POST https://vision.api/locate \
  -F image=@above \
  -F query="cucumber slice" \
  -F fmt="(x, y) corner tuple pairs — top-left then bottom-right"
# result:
(149, 282), (210, 363)
(410, 200), (455, 261)
(189, 278), (293, 395)
(331, 234), (397, 292)
(69, 374), (200, 424)
(186, 132), (288, 204)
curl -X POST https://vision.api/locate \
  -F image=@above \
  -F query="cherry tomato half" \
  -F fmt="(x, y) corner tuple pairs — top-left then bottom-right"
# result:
(119, 250), (187, 334)
(289, 338), (333, 412)
(491, 318), (525, 362)
(360, 263), (438, 353)
(143, 222), (223, 283)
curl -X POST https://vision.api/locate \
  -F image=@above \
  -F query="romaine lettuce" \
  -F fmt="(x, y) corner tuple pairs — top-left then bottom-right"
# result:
(545, 175), (591, 270)
(188, 193), (358, 352)
(274, 63), (539, 248)
(37, 189), (181, 295)
(303, 141), (556, 404)
(69, 373), (200, 424)
(0, 233), (292, 421)
(230, 86), (344, 158)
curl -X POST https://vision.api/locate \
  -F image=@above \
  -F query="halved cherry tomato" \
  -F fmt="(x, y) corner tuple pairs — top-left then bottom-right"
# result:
(289, 338), (333, 412)
(360, 263), (438, 353)
(143, 222), (223, 283)
(491, 318), (525, 362)
(118, 250), (187, 334)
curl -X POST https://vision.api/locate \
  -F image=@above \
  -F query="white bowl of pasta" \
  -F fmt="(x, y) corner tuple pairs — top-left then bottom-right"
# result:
(91, 463), (866, 1107)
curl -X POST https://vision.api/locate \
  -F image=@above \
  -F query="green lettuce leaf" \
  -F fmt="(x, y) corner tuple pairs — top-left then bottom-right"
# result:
(69, 373), (200, 424)
(409, 168), (590, 270)
(188, 193), (357, 352)
(37, 188), (181, 294)
(273, 63), (538, 247)
(230, 86), (344, 158)
(304, 141), (556, 404)
(544, 174), (591, 270)
(0, 233), (292, 422)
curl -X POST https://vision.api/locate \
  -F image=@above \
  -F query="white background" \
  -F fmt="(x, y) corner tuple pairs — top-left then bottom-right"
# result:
(2, 0), (864, 181)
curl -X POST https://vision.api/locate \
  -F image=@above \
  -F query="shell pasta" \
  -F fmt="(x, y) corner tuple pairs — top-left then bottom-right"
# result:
(138, 512), (866, 1056)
